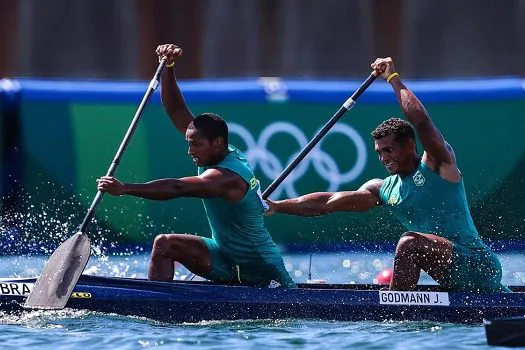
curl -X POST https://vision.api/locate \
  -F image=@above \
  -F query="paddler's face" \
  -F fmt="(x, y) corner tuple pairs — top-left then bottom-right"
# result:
(374, 134), (416, 175)
(185, 128), (222, 167)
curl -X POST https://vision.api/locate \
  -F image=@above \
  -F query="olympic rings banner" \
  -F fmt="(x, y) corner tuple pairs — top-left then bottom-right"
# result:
(228, 121), (367, 199)
(1, 77), (524, 251)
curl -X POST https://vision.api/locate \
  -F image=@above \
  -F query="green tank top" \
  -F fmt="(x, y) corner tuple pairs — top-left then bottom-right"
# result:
(379, 160), (486, 249)
(198, 145), (280, 264)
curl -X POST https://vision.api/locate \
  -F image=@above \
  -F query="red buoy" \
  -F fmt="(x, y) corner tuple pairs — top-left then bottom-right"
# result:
(375, 268), (393, 285)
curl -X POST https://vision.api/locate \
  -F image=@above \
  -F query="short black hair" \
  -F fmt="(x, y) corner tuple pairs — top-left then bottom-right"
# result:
(187, 113), (229, 145)
(371, 117), (415, 143)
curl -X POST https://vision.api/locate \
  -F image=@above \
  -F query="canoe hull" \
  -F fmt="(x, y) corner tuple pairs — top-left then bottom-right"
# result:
(2, 275), (525, 324)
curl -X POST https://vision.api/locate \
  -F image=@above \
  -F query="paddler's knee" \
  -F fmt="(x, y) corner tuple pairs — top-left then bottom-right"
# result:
(153, 233), (190, 254)
(395, 231), (421, 254)
(152, 233), (172, 252)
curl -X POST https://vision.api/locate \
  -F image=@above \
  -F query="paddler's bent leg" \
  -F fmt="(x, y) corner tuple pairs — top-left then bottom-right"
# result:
(149, 234), (212, 281)
(390, 231), (453, 291)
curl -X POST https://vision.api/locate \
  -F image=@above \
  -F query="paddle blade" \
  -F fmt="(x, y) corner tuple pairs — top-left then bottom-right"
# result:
(24, 232), (91, 309)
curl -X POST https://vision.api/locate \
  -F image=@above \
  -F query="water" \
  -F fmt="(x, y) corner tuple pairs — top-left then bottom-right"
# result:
(0, 316), (489, 349)
(0, 251), (523, 349)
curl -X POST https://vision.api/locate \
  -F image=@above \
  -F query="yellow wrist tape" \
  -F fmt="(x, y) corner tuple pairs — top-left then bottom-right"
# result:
(387, 72), (399, 83)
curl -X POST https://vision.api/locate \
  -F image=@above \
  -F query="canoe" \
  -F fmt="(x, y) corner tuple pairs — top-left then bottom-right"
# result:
(1, 275), (525, 324)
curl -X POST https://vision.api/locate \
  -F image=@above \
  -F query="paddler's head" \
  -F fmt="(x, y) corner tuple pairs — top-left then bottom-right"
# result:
(185, 113), (229, 167)
(371, 117), (418, 176)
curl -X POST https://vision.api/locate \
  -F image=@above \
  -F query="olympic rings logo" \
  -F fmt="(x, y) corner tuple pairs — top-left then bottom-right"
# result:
(228, 121), (367, 199)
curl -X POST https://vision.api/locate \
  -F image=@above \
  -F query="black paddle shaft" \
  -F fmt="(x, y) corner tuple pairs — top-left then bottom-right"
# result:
(78, 59), (167, 233)
(262, 72), (378, 199)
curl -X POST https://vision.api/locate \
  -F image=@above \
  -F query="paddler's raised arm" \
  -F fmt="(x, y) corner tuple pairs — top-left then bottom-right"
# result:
(370, 57), (455, 166)
(156, 44), (194, 134)
(265, 179), (383, 216)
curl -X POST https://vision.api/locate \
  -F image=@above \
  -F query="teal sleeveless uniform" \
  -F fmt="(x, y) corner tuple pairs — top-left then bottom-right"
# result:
(197, 145), (295, 288)
(379, 160), (509, 292)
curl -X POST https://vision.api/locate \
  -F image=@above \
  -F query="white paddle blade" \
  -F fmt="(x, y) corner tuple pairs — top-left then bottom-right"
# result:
(24, 232), (91, 309)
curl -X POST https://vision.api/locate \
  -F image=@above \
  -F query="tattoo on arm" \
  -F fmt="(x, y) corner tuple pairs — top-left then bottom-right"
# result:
(392, 80), (453, 163)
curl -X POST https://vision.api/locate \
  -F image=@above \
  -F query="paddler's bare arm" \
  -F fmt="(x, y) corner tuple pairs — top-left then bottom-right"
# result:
(371, 58), (460, 181)
(266, 179), (383, 216)
(156, 44), (194, 134)
(97, 169), (247, 202)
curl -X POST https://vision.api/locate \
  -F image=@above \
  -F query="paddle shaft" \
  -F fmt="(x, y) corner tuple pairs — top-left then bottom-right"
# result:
(262, 72), (378, 199)
(78, 59), (167, 233)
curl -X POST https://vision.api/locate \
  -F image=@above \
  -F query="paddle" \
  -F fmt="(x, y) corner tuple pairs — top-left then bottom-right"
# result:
(24, 59), (168, 309)
(262, 71), (379, 199)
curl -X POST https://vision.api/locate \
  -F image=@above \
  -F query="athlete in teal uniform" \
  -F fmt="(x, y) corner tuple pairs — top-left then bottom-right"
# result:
(198, 145), (295, 286)
(97, 43), (294, 288)
(379, 160), (508, 292)
(266, 57), (508, 293)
